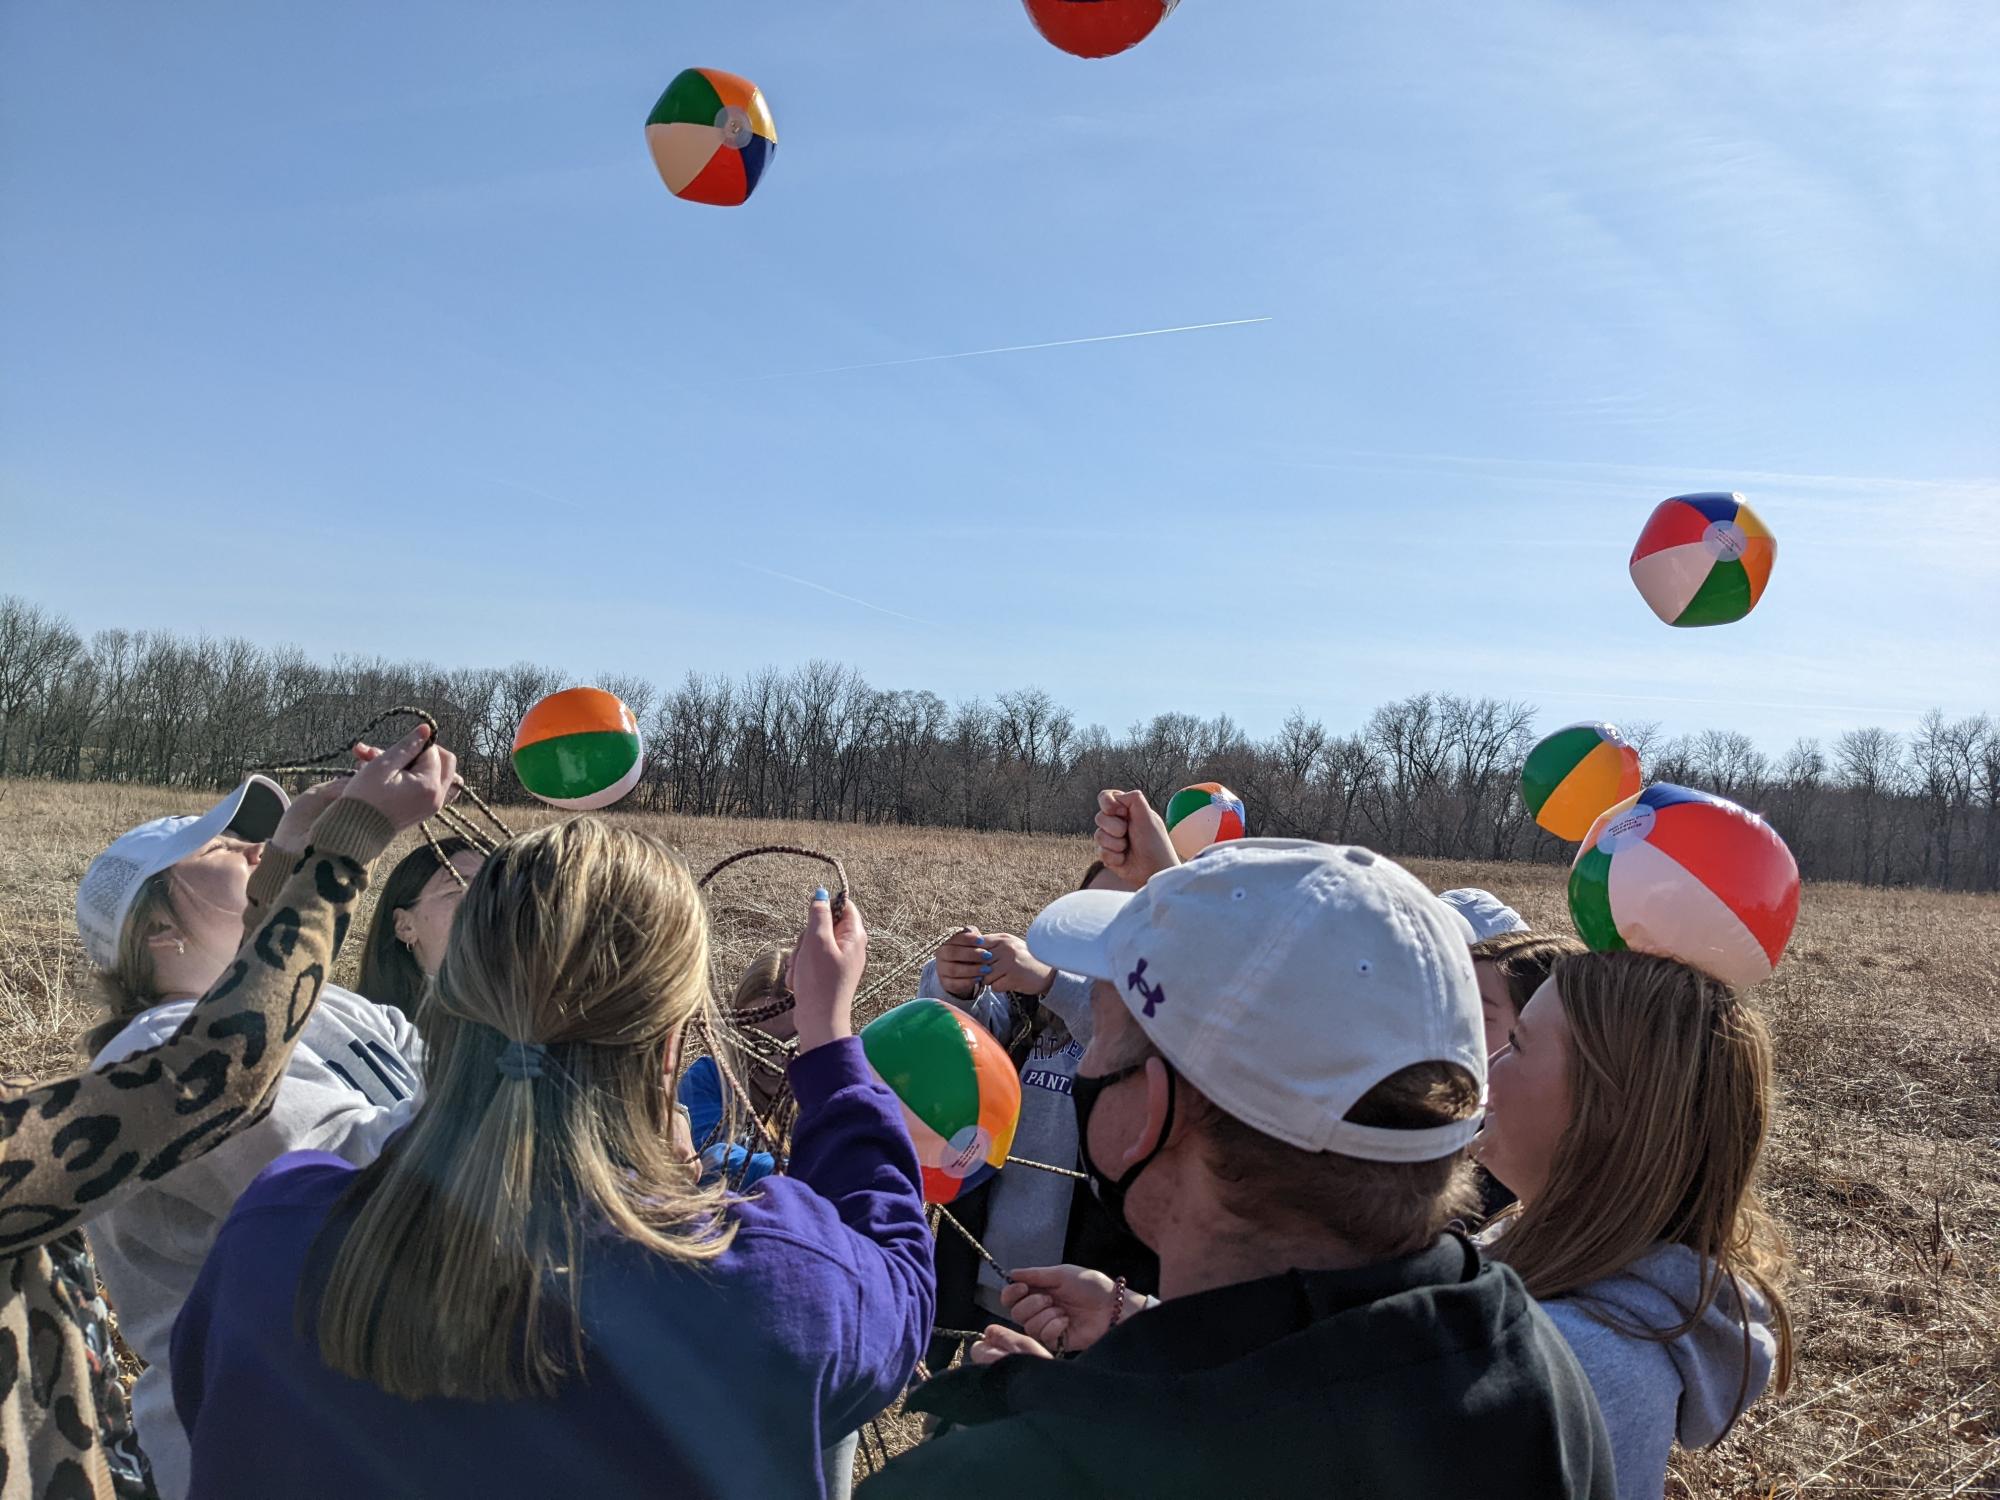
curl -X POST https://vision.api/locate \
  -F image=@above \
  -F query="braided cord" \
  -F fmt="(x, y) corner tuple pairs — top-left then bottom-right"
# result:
(855, 927), (964, 1012)
(249, 704), (515, 887)
(933, 1201), (1011, 1279)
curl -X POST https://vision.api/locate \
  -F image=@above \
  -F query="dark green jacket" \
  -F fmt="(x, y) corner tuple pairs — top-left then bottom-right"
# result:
(865, 1235), (1615, 1499)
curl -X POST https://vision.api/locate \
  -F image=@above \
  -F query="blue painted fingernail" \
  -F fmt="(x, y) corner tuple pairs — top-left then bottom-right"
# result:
(813, 887), (829, 902)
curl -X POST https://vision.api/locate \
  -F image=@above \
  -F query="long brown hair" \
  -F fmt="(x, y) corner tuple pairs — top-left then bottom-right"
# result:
(1486, 950), (1794, 1407)
(1469, 931), (1587, 1020)
(355, 835), (478, 1018)
(309, 818), (733, 1401)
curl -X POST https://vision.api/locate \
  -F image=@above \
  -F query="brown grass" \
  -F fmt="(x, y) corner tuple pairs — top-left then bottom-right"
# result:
(2, 780), (1996, 1495)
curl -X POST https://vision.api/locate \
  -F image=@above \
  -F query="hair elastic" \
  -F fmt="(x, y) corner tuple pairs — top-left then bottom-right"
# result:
(496, 1039), (549, 1081)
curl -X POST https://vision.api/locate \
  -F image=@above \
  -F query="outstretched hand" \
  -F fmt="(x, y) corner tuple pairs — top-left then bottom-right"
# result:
(1094, 789), (1180, 886)
(790, 889), (867, 1053)
(1001, 1264), (1124, 1356)
(984, 933), (1053, 997)
(967, 1324), (1055, 1366)
(271, 745), (381, 850)
(933, 928), (1054, 1002)
(341, 724), (456, 832)
(933, 928), (990, 1001)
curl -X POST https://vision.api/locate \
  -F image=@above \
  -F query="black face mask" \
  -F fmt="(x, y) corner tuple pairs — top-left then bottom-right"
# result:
(1072, 1058), (1176, 1239)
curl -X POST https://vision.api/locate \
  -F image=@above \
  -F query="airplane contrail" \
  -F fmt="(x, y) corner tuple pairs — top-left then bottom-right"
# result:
(739, 316), (1274, 382)
(739, 564), (930, 627)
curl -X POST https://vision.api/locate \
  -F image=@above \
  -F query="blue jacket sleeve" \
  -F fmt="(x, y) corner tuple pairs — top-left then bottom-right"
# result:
(678, 1055), (726, 1148)
(700, 1142), (778, 1189)
(785, 1038), (935, 1437)
(170, 1235), (218, 1437)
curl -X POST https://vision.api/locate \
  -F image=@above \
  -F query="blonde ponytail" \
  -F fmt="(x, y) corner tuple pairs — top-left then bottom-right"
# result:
(310, 818), (734, 1401)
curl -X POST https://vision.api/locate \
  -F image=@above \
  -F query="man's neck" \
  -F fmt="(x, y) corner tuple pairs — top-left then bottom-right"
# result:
(1155, 1220), (1374, 1301)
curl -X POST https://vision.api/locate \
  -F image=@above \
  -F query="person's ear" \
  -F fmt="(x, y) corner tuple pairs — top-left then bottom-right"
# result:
(392, 905), (418, 948)
(143, 920), (185, 958)
(1119, 1055), (1177, 1169)
(661, 1026), (683, 1083)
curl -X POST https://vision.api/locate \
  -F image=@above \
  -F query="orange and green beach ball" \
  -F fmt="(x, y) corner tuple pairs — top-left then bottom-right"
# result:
(511, 688), (644, 810)
(1521, 722), (1643, 842)
(645, 67), (777, 207)
(861, 999), (1021, 1205)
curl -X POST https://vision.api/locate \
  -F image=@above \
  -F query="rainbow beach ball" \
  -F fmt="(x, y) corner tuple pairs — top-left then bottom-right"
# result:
(646, 67), (777, 207)
(511, 688), (644, 810)
(1569, 784), (1801, 989)
(1165, 782), (1246, 861)
(1629, 493), (1776, 627)
(861, 999), (1021, 1205)
(1521, 722), (1643, 842)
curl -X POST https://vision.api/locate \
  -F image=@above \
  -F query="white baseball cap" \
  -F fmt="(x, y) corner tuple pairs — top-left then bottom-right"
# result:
(75, 776), (290, 969)
(1438, 888), (1530, 943)
(1026, 839), (1485, 1164)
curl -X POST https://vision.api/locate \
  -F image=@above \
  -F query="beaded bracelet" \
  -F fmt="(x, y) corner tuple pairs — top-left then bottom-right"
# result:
(1111, 1275), (1129, 1327)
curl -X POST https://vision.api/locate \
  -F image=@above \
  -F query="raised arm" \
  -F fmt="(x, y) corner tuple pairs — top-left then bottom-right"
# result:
(234, 761), (368, 949)
(788, 891), (935, 1426)
(0, 726), (452, 1255)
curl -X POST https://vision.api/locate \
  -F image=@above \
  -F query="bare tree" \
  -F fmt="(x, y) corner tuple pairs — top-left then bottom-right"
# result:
(0, 599), (82, 774)
(1835, 727), (1906, 885)
(996, 688), (1073, 833)
(1910, 710), (1983, 889)
(1688, 729), (1770, 805)
(0, 590), (1990, 890)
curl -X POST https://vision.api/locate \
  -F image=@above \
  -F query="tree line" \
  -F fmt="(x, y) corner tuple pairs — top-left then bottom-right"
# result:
(2, 594), (1995, 890)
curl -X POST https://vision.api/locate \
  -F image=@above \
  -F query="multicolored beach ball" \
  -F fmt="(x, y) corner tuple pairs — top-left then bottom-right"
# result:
(511, 688), (645, 810)
(1164, 782), (1246, 861)
(1023, 0), (1180, 58)
(645, 68), (777, 207)
(861, 1000), (1021, 1205)
(1569, 784), (1801, 989)
(1629, 493), (1776, 627)
(1521, 722), (1643, 842)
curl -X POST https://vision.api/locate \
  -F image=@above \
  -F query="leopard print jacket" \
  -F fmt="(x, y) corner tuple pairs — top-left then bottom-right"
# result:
(0, 799), (396, 1500)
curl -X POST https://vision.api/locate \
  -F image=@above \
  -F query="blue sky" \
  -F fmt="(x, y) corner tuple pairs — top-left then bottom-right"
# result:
(3, 2), (1994, 750)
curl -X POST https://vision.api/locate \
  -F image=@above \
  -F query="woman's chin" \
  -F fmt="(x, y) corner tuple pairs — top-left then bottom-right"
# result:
(1471, 1123), (1500, 1170)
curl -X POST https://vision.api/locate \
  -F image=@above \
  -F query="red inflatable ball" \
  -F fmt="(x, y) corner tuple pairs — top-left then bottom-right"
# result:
(1022, 0), (1180, 58)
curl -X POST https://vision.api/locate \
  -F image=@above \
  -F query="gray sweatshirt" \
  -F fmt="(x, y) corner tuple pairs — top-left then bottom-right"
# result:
(919, 962), (1094, 1317)
(1540, 1242), (1777, 1500)
(89, 986), (422, 1500)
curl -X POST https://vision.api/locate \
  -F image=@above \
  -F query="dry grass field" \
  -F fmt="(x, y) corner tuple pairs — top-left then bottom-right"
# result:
(2, 778), (1996, 1495)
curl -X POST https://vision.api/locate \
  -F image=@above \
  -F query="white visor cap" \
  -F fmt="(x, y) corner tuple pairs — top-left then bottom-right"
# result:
(1438, 888), (1530, 943)
(1027, 839), (1486, 1163)
(75, 776), (290, 969)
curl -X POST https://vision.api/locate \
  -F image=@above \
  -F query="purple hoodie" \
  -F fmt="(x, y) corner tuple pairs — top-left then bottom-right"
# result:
(171, 1038), (933, 1500)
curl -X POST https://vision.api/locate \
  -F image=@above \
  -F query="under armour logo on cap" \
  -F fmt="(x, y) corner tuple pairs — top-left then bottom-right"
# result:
(1127, 957), (1166, 1017)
